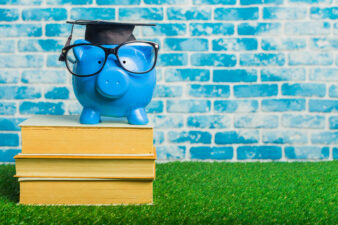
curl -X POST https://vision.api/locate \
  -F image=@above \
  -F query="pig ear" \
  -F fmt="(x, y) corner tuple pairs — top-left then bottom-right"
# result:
(73, 39), (90, 61)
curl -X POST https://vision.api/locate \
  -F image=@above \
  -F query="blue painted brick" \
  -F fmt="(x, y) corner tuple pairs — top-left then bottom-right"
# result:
(190, 23), (234, 36)
(153, 85), (182, 97)
(0, 149), (21, 163)
(0, 40), (15, 53)
(261, 38), (306, 51)
(285, 22), (330, 35)
(45, 87), (70, 99)
(309, 68), (338, 81)
(46, 24), (83, 37)
(0, 133), (19, 146)
(311, 7), (338, 19)
(22, 70), (66, 84)
(168, 131), (212, 144)
(334, 148), (338, 160)
(189, 84), (230, 98)
(263, 130), (307, 144)
(309, 100), (338, 112)
(156, 146), (185, 160)
(0, 55), (43, 68)
(289, 52), (333, 66)
(187, 115), (230, 129)
(47, 55), (64, 68)
(234, 84), (278, 98)
(285, 146), (329, 160)
(0, 71), (19, 83)
(0, 118), (25, 131)
(0, 86), (41, 99)
(193, 0), (236, 4)
(0, 9), (18, 21)
(46, 0), (92, 4)
(191, 53), (236, 67)
(329, 85), (338, 98)
(164, 38), (208, 51)
(19, 102), (65, 115)
(261, 68), (305, 82)
(146, 100), (163, 113)
(215, 130), (259, 144)
(310, 38), (338, 50)
(22, 8), (67, 21)
(214, 100), (258, 113)
(165, 69), (210, 82)
(235, 115), (278, 128)
(71, 8), (115, 20)
(289, 0), (332, 3)
(262, 99), (305, 112)
(240, 0), (283, 4)
(215, 7), (258, 20)
(213, 69), (257, 82)
(153, 131), (164, 144)
(0, 0), (42, 4)
(158, 53), (187, 66)
(145, 0), (188, 4)
(97, 0), (140, 4)
(213, 38), (257, 51)
(263, 7), (306, 20)
(151, 115), (184, 128)
(237, 146), (282, 160)
(329, 116), (338, 129)
(238, 23), (281, 35)
(311, 132), (338, 145)
(240, 53), (285, 66)
(334, 22), (338, 35)
(167, 7), (211, 20)
(167, 100), (210, 113)
(0, 102), (16, 115)
(190, 147), (233, 160)
(282, 114), (325, 129)
(282, 83), (326, 97)
(142, 23), (186, 36)
(119, 8), (163, 21)
(0, 24), (42, 37)
(18, 39), (63, 52)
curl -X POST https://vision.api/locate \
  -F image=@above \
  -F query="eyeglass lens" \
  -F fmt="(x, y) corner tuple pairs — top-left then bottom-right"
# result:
(66, 42), (156, 76)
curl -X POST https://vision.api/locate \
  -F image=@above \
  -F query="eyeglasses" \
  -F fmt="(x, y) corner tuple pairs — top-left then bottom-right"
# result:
(59, 41), (159, 77)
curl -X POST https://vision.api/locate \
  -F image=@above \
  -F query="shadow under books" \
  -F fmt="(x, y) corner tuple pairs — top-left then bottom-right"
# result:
(0, 165), (19, 203)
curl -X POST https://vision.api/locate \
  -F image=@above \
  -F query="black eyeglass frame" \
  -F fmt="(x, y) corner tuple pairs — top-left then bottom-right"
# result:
(59, 41), (159, 77)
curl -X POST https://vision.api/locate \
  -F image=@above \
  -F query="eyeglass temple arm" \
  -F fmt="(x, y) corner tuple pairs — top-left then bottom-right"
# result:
(58, 23), (75, 61)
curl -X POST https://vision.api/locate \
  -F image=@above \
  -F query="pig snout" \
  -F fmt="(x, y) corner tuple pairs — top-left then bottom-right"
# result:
(96, 67), (129, 99)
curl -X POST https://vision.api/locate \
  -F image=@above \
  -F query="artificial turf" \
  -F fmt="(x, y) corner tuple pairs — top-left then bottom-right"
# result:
(0, 162), (337, 224)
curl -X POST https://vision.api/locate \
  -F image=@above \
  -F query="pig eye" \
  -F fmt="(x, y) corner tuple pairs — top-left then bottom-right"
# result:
(98, 61), (102, 64)
(123, 60), (126, 64)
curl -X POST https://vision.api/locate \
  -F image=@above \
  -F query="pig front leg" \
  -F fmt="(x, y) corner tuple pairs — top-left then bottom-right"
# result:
(80, 108), (101, 124)
(127, 108), (149, 125)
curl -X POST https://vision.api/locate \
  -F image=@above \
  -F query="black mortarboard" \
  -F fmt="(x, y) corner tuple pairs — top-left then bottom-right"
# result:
(66, 20), (156, 45)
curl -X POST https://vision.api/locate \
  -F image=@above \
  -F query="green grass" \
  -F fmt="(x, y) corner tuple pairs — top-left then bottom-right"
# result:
(0, 162), (337, 224)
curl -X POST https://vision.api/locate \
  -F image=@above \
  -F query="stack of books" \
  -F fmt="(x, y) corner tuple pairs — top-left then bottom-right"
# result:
(15, 115), (156, 205)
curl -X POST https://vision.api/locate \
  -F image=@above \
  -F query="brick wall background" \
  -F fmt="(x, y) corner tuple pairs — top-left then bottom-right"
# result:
(0, 0), (337, 163)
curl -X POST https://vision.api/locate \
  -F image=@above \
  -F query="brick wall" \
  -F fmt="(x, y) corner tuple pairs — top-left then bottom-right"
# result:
(0, 0), (337, 162)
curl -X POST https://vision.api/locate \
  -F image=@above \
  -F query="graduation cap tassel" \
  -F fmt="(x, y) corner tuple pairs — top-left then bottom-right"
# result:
(59, 23), (75, 61)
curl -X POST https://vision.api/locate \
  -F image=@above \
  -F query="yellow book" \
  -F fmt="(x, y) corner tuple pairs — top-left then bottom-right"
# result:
(20, 115), (154, 155)
(15, 154), (156, 179)
(19, 178), (153, 205)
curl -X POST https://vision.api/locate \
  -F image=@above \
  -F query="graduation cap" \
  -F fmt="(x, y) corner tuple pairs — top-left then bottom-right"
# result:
(63, 20), (155, 47)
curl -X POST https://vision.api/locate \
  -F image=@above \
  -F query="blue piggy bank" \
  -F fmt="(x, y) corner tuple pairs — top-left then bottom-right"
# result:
(70, 39), (157, 125)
